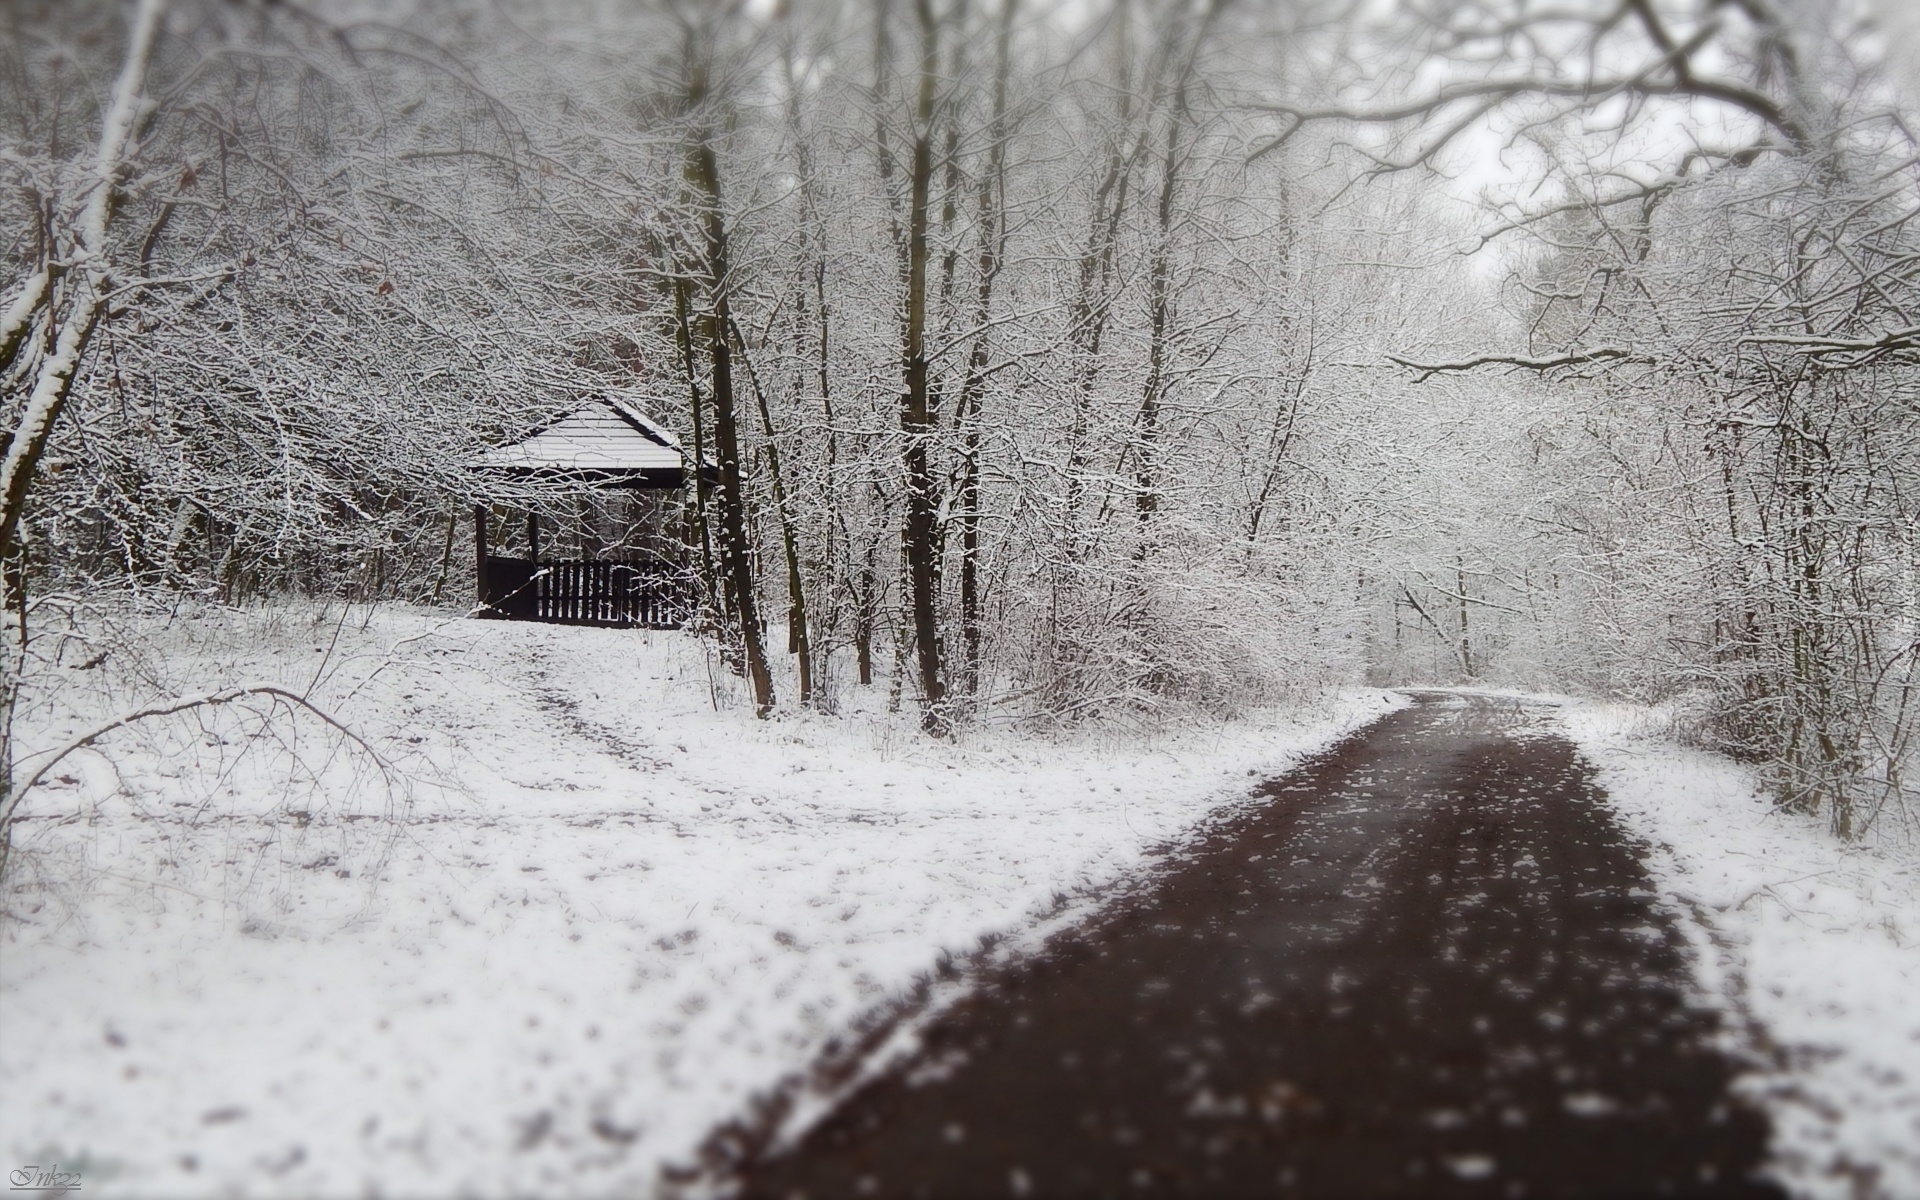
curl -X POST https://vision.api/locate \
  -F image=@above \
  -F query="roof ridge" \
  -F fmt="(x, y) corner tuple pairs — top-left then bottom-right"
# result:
(603, 397), (681, 450)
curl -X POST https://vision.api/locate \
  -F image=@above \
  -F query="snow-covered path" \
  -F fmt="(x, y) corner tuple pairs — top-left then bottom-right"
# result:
(7, 612), (1914, 1198)
(722, 691), (1778, 1199)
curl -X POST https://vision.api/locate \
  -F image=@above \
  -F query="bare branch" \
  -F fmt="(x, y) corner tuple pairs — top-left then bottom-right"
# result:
(1740, 324), (1920, 361)
(4, 685), (390, 829)
(1387, 347), (1639, 381)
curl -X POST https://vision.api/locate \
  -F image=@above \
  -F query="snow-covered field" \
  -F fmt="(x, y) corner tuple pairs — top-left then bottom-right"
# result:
(0, 601), (1395, 1198)
(10, 606), (1913, 1199)
(1564, 703), (1920, 1200)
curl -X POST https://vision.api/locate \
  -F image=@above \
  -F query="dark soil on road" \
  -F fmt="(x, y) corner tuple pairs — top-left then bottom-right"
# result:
(714, 693), (1779, 1199)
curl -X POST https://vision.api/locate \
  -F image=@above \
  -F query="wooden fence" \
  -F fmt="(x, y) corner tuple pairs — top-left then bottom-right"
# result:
(480, 555), (694, 629)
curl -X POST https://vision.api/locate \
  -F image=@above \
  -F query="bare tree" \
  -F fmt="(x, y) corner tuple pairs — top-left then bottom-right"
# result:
(673, 10), (778, 716)
(1259, 0), (1920, 835)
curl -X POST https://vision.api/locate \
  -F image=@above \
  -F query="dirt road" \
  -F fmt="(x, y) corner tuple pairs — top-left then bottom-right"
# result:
(717, 693), (1778, 1198)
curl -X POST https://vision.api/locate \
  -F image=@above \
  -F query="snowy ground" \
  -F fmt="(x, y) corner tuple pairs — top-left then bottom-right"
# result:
(0, 601), (1395, 1198)
(1563, 703), (1920, 1200)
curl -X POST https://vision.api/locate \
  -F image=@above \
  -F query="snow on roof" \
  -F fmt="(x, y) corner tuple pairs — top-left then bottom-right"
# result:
(474, 398), (684, 479)
(605, 398), (682, 449)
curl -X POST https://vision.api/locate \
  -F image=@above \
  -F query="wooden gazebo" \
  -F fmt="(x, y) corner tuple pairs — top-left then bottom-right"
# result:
(471, 397), (699, 628)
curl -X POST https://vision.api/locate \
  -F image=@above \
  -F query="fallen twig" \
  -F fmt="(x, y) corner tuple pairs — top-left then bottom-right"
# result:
(2, 684), (391, 866)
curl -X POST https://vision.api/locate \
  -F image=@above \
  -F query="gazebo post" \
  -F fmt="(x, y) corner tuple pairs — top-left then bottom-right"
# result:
(472, 504), (490, 607)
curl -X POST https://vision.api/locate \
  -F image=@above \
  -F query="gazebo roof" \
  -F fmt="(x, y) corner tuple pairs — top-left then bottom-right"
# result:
(474, 398), (690, 489)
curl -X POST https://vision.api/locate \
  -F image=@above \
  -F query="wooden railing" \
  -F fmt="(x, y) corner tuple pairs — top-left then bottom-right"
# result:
(479, 555), (694, 629)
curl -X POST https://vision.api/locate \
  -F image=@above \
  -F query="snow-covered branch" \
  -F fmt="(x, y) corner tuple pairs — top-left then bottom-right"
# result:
(1387, 347), (1639, 381)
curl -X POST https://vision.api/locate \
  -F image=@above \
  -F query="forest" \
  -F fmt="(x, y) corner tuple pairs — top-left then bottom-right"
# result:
(3, 0), (1919, 1194)
(7, 0), (1919, 841)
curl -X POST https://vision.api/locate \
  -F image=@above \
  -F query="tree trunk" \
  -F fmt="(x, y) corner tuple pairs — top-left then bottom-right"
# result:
(735, 319), (814, 706)
(674, 272), (724, 624)
(0, 0), (167, 879)
(1133, 110), (1183, 551)
(956, 0), (1018, 701)
(684, 50), (775, 716)
(898, 0), (948, 732)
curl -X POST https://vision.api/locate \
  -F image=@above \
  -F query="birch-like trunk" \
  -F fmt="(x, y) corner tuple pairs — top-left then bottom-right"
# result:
(0, 0), (167, 876)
